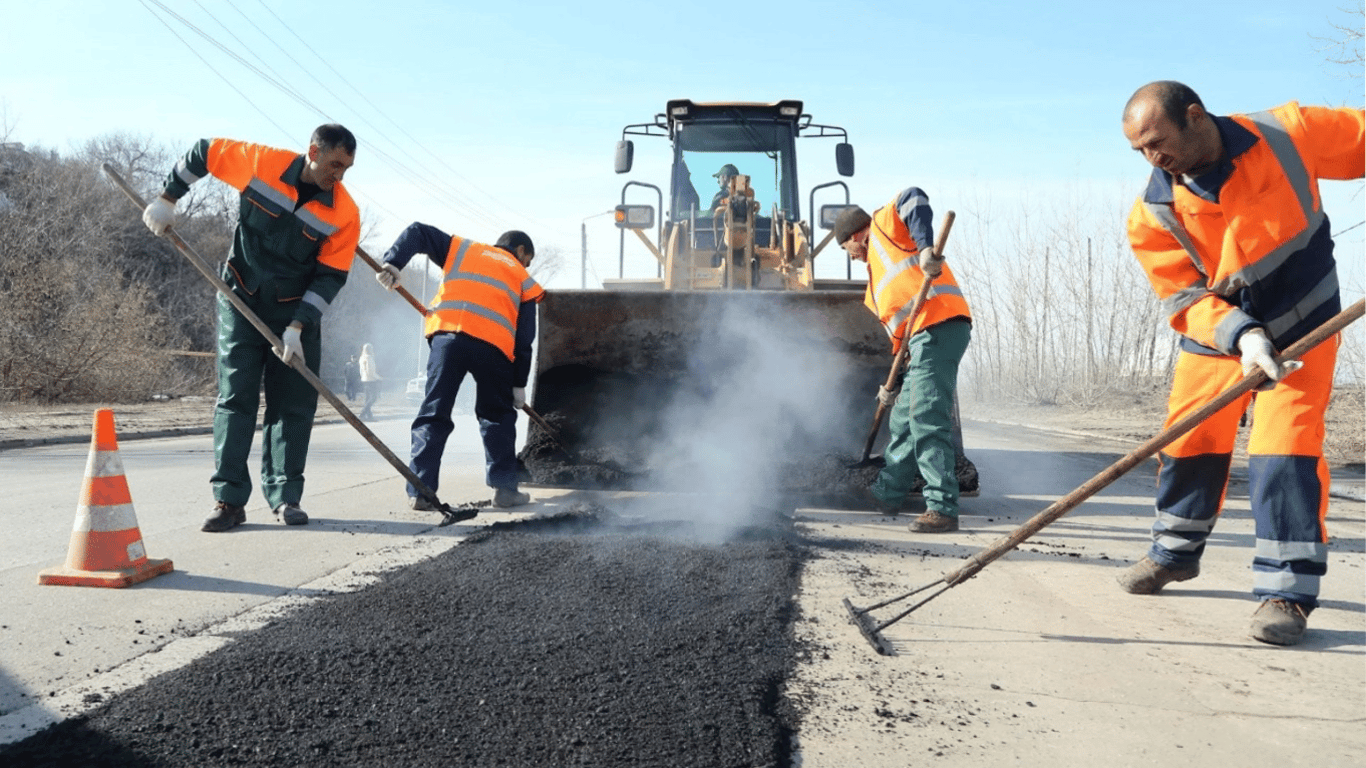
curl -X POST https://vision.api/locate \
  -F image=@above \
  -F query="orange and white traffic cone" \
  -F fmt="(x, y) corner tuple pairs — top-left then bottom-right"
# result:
(38, 409), (173, 588)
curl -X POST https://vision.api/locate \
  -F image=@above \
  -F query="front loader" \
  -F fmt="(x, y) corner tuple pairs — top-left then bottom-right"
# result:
(520, 100), (977, 506)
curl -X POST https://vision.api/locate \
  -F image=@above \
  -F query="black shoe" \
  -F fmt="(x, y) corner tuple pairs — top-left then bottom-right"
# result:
(273, 502), (309, 526)
(493, 488), (531, 508)
(202, 501), (246, 532)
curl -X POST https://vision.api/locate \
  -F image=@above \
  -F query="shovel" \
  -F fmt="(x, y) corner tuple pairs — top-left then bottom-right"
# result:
(103, 164), (476, 527)
(848, 210), (956, 469)
(844, 298), (1364, 655)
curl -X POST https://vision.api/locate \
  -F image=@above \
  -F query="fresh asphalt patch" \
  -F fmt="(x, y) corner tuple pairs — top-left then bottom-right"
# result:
(0, 506), (810, 767)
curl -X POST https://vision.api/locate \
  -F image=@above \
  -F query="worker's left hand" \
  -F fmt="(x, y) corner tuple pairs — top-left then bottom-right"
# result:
(918, 246), (944, 278)
(876, 385), (898, 407)
(512, 387), (526, 409)
(276, 325), (304, 364)
(376, 263), (402, 291)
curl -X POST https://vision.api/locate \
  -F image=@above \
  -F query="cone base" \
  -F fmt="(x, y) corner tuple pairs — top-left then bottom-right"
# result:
(38, 557), (173, 588)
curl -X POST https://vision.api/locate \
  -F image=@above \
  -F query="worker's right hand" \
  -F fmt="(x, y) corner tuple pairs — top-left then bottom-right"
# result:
(918, 245), (944, 278)
(512, 387), (526, 409)
(376, 263), (402, 291)
(276, 325), (304, 365)
(142, 196), (176, 236)
(1237, 328), (1301, 389)
(876, 385), (898, 407)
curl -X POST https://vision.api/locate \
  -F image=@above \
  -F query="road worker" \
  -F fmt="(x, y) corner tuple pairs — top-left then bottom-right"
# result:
(376, 226), (544, 509)
(835, 189), (973, 533)
(1116, 81), (1364, 645)
(142, 124), (360, 532)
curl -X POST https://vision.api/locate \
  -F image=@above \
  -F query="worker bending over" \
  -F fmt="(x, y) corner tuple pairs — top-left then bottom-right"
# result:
(377, 226), (544, 509)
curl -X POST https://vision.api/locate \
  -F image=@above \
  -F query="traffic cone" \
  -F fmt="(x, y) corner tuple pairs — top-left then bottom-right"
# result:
(38, 409), (173, 588)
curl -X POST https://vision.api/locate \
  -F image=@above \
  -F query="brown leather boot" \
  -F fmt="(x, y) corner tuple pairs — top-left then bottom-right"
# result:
(908, 510), (958, 533)
(202, 501), (246, 533)
(1116, 556), (1199, 594)
(1249, 599), (1312, 646)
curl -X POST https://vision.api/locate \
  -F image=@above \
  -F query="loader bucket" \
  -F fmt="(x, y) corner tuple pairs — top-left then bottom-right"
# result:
(522, 289), (893, 504)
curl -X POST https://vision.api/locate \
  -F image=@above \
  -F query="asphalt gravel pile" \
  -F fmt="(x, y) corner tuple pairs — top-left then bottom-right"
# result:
(0, 507), (807, 767)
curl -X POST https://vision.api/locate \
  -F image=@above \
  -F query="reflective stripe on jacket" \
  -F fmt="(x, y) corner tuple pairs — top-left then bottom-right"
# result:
(164, 138), (361, 326)
(866, 192), (972, 355)
(1127, 102), (1364, 354)
(424, 236), (545, 361)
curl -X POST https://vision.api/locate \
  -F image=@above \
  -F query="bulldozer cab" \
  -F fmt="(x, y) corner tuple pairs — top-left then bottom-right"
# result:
(612, 100), (856, 291)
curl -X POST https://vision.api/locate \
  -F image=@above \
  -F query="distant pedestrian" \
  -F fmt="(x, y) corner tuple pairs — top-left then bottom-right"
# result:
(358, 343), (381, 419)
(141, 123), (360, 532)
(1115, 81), (1364, 646)
(343, 355), (360, 402)
(376, 225), (543, 510)
(835, 189), (972, 534)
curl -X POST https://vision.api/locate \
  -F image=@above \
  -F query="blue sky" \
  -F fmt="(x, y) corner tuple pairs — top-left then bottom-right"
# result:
(1, 0), (1361, 289)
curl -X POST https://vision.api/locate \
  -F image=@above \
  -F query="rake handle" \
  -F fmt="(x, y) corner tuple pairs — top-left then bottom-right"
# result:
(354, 244), (431, 317)
(942, 298), (1364, 587)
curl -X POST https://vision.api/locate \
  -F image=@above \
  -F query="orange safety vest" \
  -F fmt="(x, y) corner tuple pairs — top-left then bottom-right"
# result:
(425, 236), (545, 361)
(202, 139), (360, 276)
(1127, 102), (1365, 353)
(865, 197), (972, 354)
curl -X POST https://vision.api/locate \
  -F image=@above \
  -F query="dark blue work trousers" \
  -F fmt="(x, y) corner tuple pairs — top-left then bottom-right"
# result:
(409, 331), (519, 497)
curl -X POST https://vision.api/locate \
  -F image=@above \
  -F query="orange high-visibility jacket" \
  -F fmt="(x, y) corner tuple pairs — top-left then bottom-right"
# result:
(866, 192), (972, 355)
(425, 237), (545, 361)
(163, 138), (361, 327)
(1127, 102), (1365, 354)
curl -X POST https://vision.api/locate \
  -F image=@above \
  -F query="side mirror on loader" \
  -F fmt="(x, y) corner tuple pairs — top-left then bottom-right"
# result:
(835, 142), (854, 177)
(819, 204), (861, 230)
(615, 140), (634, 174)
(614, 204), (654, 230)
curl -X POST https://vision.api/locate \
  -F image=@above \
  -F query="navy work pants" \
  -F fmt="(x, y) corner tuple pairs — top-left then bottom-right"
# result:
(409, 331), (519, 497)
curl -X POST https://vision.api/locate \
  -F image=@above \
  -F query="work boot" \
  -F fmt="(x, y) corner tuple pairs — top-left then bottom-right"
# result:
(202, 501), (246, 533)
(1249, 598), (1313, 646)
(493, 488), (531, 508)
(273, 502), (309, 526)
(409, 495), (437, 512)
(908, 510), (958, 533)
(1116, 556), (1199, 594)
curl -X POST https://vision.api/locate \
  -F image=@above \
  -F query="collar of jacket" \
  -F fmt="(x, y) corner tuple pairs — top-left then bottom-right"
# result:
(281, 154), (337, 208)
(1141, 115), (1259, 204)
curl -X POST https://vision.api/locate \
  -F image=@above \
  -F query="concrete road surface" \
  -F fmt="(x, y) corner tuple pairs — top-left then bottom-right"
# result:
(0, 410), (1362, 765)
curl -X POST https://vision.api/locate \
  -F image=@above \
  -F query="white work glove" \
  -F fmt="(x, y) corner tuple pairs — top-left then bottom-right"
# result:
(876, 385), (898, 407)
(376, 263), (402, 291)
(512, 387), (526, 408)
(1237, 328), (1301, 389)
(142, 196), (176, 236)
(276, 325), (304, 365)
(918, 245), (944, 278)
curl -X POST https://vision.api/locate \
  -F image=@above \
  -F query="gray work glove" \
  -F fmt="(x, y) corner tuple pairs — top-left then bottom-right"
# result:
(142, 196), (176, 236)
(512, 387), (526, 409)
(1237, 328), (1302, 390)
(376, 263), (402, 291)
(918, 245), (944, 278)
(876, 384), (898, 407)
(276, 325), (304, 365)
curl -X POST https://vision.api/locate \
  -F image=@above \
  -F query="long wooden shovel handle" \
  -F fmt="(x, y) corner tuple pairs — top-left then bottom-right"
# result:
(102, 164), (453, 518)
(859, 210), (956, 461)
(354, 245), (430, 317)
(942, 298), (1365, 587)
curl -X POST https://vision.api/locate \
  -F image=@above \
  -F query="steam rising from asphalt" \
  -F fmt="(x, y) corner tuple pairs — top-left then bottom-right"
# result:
(635, 296), (855, 543)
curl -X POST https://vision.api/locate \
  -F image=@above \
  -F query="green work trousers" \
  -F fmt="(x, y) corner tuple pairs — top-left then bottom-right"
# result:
(871, 319), (971, 516)
(212, 290), (321, 509)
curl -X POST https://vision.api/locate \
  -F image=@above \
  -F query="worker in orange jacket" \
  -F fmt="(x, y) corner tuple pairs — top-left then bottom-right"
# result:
(377, 226), (544, 510)
(835, 189), (974, 533)
(1117, 81), (1364, 646)
(143, 124), (360, 533)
